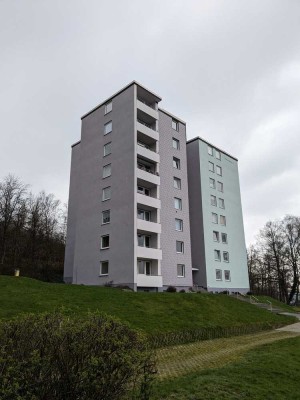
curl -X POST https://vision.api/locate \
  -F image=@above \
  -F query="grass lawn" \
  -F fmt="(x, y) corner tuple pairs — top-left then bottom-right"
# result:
(152, 336), (300, 399)
(0, 276), (296, 335)
(253, 295), (300, 312)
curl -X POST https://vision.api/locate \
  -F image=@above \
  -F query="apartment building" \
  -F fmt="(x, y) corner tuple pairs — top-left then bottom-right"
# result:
(187, 137), (249, 293)
(64, 81), (193, 291)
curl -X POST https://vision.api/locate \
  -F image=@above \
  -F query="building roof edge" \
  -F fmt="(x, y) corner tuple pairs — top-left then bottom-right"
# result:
(187, 136), (238, 161)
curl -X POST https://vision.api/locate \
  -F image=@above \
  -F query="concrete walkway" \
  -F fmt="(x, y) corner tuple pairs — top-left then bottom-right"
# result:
(276, 322), (300, 333)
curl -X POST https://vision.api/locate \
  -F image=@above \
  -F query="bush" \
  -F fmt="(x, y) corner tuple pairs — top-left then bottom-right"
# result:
(179, 289), (186, 293)
(0, 312), (156, 400)
(166, 286), (177, 292)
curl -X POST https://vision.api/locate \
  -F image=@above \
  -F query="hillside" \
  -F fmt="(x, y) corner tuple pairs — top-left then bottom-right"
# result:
(0, 276), (296, 335)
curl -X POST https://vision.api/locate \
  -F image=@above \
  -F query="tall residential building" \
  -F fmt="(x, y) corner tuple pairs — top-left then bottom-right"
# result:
(187, 137), (249, 293)
(64, 81), (249, 293)
(64, 81), (193, 291)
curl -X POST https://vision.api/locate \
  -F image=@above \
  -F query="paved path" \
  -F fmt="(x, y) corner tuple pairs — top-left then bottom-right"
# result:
(156, 329), (300, 379)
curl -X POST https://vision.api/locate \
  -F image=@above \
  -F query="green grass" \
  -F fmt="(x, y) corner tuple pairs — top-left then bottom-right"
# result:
(253, 295), (300, 312)
(152, 336), (300, 399)
(0, 276), (296, 335)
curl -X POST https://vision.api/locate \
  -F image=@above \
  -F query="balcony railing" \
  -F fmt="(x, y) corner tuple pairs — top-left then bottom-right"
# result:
(137, 98), (156, 110)
(137, 141), (156, 152)
(137, 119), (156, 131)
(137, 163), (159, 176)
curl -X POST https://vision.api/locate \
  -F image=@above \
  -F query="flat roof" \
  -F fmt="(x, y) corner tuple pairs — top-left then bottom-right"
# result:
(159, 108), (186, 125)
(187, 136), (238, 161)
(81, 81), (162, 120)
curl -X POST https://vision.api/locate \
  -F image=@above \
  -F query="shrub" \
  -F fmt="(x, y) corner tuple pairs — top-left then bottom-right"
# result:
(166, 286), (177, 292)
(179, 289), (186, 293)
(0, 312), (156, 400)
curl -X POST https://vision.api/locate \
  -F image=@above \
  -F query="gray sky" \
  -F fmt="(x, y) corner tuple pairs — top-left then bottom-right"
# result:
(1, 0), (300, 245)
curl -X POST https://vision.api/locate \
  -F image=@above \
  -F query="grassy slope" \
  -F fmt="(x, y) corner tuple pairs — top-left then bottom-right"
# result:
(253, 295), (300, 312)
(152, 336), (300, 399)
(0, 276), (296, 334)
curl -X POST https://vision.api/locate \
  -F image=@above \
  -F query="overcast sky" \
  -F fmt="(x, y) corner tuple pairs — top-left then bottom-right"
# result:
(1, 0), (300, 245)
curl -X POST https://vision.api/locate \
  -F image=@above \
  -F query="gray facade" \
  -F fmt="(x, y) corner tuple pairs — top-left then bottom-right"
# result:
(187, 137), (250, 293)
(64, 81), (194, 291)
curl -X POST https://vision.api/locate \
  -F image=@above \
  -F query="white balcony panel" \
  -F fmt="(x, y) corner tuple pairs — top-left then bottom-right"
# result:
(137, 122), (159, 141)
(137, 100), (159, 120)
(136, 246), (162, 260)
(136, 193), (161, 209)
(137, 274), (163, 288)
(137, 145), (160, 163)
(137, 219), (161, 234)
(137, 168), (160, 186)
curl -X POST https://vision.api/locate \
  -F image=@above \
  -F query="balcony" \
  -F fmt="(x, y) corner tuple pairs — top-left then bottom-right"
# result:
(136, 246), (162, 260)
(137, 143), (159, 163)
(137, 99), (158, 120)
(136, 193), (161, 209)
(137, 121), (159, 142)
(137, 219), (161, 234)
(137, 165), (160, 186)
(137, 274), (163, 288)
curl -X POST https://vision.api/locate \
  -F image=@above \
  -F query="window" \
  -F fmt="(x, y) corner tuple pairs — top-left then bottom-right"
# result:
(137, 186), (150, 196)
(224, 270), (231, 281)
(177, 264), (185, 277)
(173, 177), (181, 189)
(223, 251), (229, 262)
(212, 213), (218, 224)
(209, 178), (216, 189)
(175, 218), (183, 231)
(100, 261), (109, 275)
(101, 235), (110, 249)
(208, 161), (214, 172)
(102, 210), (110, 224)
(102, 186), (111, 201)
(217, 181), (223, 192)
(176, 241), (184, 253)
(221, 233), (228, 244)
(219, 198), (225, 209)
(215, 150), (221, 160)
(104, 101), (112, 114)
(138, 260), (152, 275)
(211, 195), (217, 206)
(208, 145), (213, 156)
(174, 197), (182, 210)
(104, 121), (112, 135)
(103, 164), (111, 178)
(172, 138), (180, 150)
(214, 250), (221, 261)
(220, 215), (226, 226)
(137, 234), (150, 247)
(172, 119), (178, 131)
(173, 157), (180, 170)
(216, 269), (222, 280)
(137, 209), (150, 221)
(213, 231), (220, 242)
(216, 165), (222, 176)
(103, 142), (111, 156)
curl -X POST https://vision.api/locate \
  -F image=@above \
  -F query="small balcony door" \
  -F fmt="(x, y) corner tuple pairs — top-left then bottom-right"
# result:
(138, 260), (152, 275)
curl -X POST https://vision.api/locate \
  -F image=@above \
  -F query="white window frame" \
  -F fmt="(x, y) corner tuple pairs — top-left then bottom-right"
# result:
(219, 198), (225, 209)
(176, 240), (184, 254)
(103, 142), (111, 157)
(174, 177), (181, 189)
(208, 145), (213, 156)
(102, 186), (111, 201)
(220, 215), (226, 226)
(102, 164), (111, 179)
(212, 213), (218, 224)
(216, 165), (222, 176)
(221, 233), (228, 244)
(215, 150), (221, 160)
(216, 269), (222, 281)
(209, 178), (216, 189)
(217, 181), (223, 192)
(223, 251), (230, 262)
(138, 260), (152, 275)
(174, 197), (182, 210)
(208, 161), (215, 172)
(101, 235), (110, 250)
(137, 186), (150, 196)
(137, 209), (151, 221)
(100, 260), (109, 275)
(137, 234), (150, 248)
(177, 264), (185, 278)
(175, 218), (183, 231)
(104, 121), (112, 135)
(172, 119), (179, 131)
(102, 210), (110, 225)
(211, 195), (217, 206)
(172, 137), (180, 150)
(104, 101), (112, 114)
(173, 157), (181, 170)
(224, 270), (231, 281)
(213, 231), (220, 242)
(214, 250), (221, 261)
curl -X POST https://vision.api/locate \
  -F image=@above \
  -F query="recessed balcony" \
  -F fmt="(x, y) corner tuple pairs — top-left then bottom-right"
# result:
(136, 246), (162, 260)
(137, 165), (160, 186)
(137, 143), (159, 163)
(136, 193), (161, 209)
(137, 274), (163, 288)
(137, 121), (159, 142)
(137, 99), (159, 120)
(137, 219), (161, 234)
